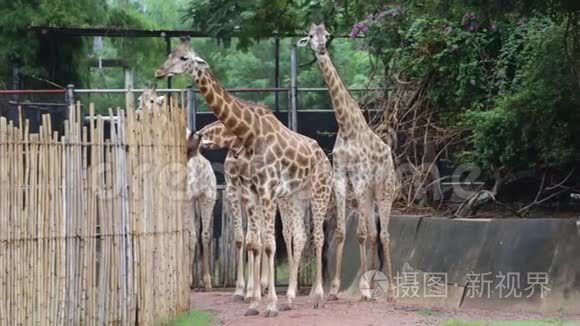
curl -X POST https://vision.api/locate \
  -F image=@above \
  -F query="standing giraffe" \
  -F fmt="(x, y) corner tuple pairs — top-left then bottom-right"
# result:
(191, 120), (313, 307)
(298, 23), (397, 301)
(139, 86), (216, 291)
(139, 84), (270, 301)
(155, 37), (333, 317)
(191, 119), (262, 302)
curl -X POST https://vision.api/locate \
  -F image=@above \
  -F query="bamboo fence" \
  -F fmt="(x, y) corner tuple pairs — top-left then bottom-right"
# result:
(0, 103), (191, 325)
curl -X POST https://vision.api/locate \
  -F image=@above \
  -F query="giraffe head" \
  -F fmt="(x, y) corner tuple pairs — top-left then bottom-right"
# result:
(155, 36), (209, 79)
(193, 121), (244, 155)
(297, 23), (332, 55)
(137, 86), (165, 111)
(186, 130), (202, 159)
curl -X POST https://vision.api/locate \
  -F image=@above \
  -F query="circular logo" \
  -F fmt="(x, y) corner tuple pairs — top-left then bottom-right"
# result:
(359, 270), (389, 299)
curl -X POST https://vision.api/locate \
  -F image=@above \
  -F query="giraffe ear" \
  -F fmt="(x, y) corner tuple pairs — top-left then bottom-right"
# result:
(194, 56), (209, 69)
(156, 96), (165, 105)
(297, 36), (310, 47)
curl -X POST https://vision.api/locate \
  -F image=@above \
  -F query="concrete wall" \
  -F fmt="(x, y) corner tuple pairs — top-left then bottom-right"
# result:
(324, 215), (580, 314)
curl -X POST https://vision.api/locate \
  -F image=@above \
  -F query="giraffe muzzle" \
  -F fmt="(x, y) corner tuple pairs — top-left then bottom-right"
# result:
(155, 69), (170, 79)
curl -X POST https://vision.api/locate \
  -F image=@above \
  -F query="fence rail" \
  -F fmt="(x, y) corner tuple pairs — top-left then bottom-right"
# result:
(0, 104), (191, 325)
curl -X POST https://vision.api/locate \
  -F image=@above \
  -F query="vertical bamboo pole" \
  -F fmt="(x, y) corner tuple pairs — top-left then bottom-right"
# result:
(126, 101), (138, 326)
(54, 127), (61, 326)
(117, 108), (129, 326)
(38, 121), (47, 324)
(74, 103), (84, 326)
(66, 110), (73, 326)
(19, 119), (29, 326)
(80, 125), (89, 325)
(58, 120), (66, 326)
(0, 118), (6, 326)
(7, 121), (13, 324)
(28, 131), (39, 326)
(50, 128), (60, 326)
(135, 107), (146, 325)
(96, 114), (107, 326)
(87, 104), (97, 326)
(107, 109), (116, 325)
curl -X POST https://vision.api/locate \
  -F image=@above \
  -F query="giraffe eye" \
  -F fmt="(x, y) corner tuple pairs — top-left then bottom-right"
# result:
(180, 56), (188, 61)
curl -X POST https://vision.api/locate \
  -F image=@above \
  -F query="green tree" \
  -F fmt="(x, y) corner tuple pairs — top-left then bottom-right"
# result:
(0, 0), (108, 87)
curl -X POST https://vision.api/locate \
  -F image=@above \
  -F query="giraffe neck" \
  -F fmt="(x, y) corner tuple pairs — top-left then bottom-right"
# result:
(316, 52), (366, 135)
(199, 121), (240, 150)
(194, 69), (257, 146)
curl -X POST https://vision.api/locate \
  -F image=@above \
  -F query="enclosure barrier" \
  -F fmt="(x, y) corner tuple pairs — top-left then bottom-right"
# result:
(0, 103), (191, 325)
(326, 215), (580, 314)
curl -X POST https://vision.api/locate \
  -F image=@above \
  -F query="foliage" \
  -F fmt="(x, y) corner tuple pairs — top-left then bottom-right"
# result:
(1, 0), (375, 113)
(353, 1), (580, 181)
(361, 8), (498, 119)
(463, 18), (580, 171)
(0, 0), (108, 87)
(2, 0), (579, 186)
(180, 0), (578, 196)
(182, 0), (341, 48)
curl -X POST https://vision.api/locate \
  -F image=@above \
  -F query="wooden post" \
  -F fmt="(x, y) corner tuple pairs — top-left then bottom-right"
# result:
(125, 67), (134, 111)
(186, 86), (196, 131)
(65, 85), (75, 121)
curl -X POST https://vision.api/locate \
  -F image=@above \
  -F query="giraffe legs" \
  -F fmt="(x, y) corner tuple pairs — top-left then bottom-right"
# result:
(187, 199), (197, 289)
(260, 196), (278, 317)
(244, 242), (255, 303)
(376, 182), (396, 302)
(226, 181), (246, 301)
(244, 190), (262, 311)
(308, 157), (332, 308)
(354, 188), (373, 301)
(277, 196), (305, 311)
(289, 213), (306, 309)
(367, 207), (379, 273)
(328, 169), (347, 301)
(311, 186), (331, 308)
(276, 198), (294, 311)
(199, 194), (216, 291)
(245, 244), (262, 316)
(260, 243), (269, 294)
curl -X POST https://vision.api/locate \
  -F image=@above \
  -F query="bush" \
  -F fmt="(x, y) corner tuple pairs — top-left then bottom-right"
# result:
(360, 4), (580, 177)
(464, 18), (580, 171)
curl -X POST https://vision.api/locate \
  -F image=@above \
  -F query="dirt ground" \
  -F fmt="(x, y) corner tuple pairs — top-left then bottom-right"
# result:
(190, 290), (580, 326)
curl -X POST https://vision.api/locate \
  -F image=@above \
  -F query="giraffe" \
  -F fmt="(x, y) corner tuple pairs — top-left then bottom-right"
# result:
(297, 23), (397, 301)
(191, 120), (305, 305)
(155, 37), (333, 317)
(137, 86), (166, 113)
(190, 119), (260, 302)
(138, 81), (269, 301)
(139, 86), (216, 291)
